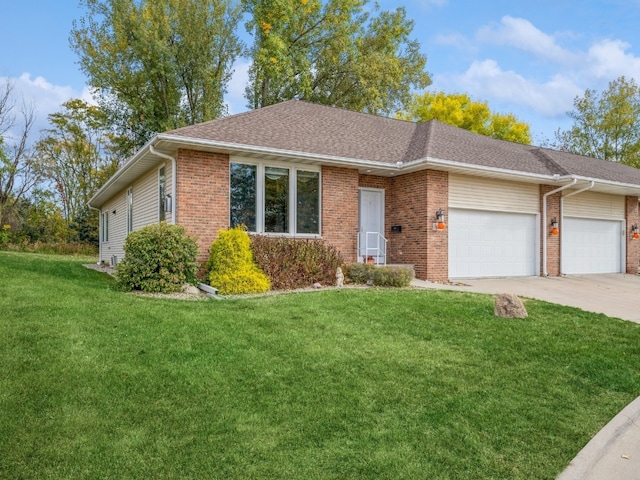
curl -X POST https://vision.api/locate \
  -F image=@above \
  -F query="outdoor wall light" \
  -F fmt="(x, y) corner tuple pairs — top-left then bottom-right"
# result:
(164, 194), (173, 213)
(435, 209), (446, 230)
(550, 217), (559, 235)
(632, 224), (639, 240)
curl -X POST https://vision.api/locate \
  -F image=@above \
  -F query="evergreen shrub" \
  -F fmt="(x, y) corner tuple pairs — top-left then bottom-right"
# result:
(250, 236), (344, 290)
(115, 222), (199, 293)
(207, 227), (270, 295)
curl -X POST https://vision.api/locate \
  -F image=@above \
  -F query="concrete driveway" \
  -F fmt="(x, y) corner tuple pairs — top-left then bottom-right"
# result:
(412, 274), (640, 323)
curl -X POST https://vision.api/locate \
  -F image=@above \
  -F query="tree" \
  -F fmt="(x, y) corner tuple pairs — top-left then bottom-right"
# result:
(243, 0), (430, 115)
(398, 91), (532, 144)
(35, 99), (120, 230)
(0, 80), (39, 228)
(71, 0), (243, 154)
(555, 76), (640, 167)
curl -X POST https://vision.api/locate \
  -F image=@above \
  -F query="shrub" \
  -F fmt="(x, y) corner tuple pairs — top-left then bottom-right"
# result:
(346, 263), (415, 287)
(115, 223), (199, 293)
(250, 236), (344, 290)
(207, 227), (270, 295)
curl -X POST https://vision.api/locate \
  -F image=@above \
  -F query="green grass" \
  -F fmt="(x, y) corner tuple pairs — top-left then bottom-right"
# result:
(1, 251), (639, 479)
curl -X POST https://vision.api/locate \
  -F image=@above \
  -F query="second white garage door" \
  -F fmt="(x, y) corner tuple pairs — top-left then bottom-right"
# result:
(562, 217), (623, 274)
(449, 209), (538, 278)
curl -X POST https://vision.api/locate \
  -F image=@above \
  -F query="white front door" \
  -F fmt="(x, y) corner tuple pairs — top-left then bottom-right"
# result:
(359, 188), (385, 263)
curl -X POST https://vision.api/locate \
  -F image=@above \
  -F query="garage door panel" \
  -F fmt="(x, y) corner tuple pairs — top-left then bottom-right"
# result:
(562, 218), (622, 274)
(449, 209), (537, 278)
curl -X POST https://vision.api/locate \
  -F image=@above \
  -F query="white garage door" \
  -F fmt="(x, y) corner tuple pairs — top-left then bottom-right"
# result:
(449, 209), (538, 278)
(562, 217), (623, 274)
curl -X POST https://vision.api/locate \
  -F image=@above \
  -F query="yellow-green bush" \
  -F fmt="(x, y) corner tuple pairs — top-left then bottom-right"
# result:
(207, 227), (270, 295)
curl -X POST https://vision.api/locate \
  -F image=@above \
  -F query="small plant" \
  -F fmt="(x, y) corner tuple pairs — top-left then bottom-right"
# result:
(250, 236), (344, 290)
(346, 263), (414, 287)
(207, 226), (270, 295)
(0, 224), (11, 246)
(115, 222), (199, 293)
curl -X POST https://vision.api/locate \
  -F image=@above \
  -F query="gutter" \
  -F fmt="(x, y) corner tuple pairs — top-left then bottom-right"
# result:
(543, 179), (577, 276)
(149, 145), (176, 224)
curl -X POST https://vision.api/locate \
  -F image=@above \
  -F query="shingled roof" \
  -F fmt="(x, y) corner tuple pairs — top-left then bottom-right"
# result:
(91, 99), (640, 208)
(165, 99), (640, 186)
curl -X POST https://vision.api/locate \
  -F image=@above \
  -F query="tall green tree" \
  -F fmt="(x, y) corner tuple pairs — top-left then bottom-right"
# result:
(555, 76), (640, 167)
(0, 79), (39, 228)
(398, 91), (532, 144)
(35, 99), (120, 227)
(71, 0), (243, 154)
(243, 0), (430, 114)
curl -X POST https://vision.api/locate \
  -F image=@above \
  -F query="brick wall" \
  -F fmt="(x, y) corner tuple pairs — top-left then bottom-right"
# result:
(626, 196), (640, 274)
(540, 185), (561, 276)
(176, 149), (229, 263)
(322, 166), (360, 262)
(364, 170), (448, 282)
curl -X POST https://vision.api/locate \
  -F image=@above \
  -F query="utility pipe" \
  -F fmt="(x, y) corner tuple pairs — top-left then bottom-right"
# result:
(543, 178), (577, 276)
(149, 145), (176, 224)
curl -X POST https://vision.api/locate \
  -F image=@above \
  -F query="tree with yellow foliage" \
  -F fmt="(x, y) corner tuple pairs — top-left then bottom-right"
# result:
(398, 91), (532, 144)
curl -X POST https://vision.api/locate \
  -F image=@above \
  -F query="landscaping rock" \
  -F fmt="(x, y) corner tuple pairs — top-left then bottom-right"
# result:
(336, 267), (344, 288)
(312, 282), (322, 289)
(181, 284), (201, 295)
(494, 293), (528, 318)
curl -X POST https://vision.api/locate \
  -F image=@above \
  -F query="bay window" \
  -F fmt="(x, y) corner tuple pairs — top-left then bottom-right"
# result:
(230, 160), (320, 235)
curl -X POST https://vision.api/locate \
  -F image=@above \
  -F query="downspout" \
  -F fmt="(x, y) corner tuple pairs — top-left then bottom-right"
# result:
(543, 178), (577, 276)
(149, 145), (176, 224)
(88, 204), (102, 264)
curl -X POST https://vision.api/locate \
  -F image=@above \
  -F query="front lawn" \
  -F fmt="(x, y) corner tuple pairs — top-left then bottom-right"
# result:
(1, 251), (639, 479)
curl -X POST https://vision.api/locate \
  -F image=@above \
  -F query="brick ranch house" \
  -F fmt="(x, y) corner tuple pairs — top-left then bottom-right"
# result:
(89, 100), (640, 282)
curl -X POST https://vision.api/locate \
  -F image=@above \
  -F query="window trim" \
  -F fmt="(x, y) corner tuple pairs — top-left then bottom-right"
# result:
(100, 211), (109, 243)
(126, 187), (133, 234)
(158, 165), (166, 222)
(229, 157), (322, 237)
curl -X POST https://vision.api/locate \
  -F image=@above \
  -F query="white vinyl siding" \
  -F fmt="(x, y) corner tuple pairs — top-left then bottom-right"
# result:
(132, 168), (161, 229)
(101, 194), (127, 264)
(563, 191), (625, 220)
(449, 174), (539, 213)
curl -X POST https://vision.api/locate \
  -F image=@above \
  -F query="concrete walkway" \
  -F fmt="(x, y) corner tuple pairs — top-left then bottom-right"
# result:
(410, 274), (640, 480)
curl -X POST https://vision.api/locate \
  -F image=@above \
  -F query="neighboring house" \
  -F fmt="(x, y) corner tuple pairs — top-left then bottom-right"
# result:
(89, 100), (640, 282)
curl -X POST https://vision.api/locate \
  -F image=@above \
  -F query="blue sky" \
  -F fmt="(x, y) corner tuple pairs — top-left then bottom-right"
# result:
(3, 0), (640, 145)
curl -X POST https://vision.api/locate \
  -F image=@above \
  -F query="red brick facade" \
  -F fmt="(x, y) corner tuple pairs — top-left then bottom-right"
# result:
(174, 149), (640, 280)
(176, 149), (230, 263)
(626, 196), (640, 274)
(541, 185), (562, 276)
(322, 166), (360, 263)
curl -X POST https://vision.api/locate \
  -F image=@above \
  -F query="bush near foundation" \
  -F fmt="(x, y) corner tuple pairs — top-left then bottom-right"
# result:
(346, 263), (414, 287)
(250, 236), (344, 290)
(115, 223), (199, 293)
(207, 227), (270, 295)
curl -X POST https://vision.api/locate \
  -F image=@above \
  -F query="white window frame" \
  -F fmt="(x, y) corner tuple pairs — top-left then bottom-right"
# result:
(158, 165), (166, 222)
(126, 188), (133, 234)
(229, 157), (322, 237)
(100, 211), (109, 243)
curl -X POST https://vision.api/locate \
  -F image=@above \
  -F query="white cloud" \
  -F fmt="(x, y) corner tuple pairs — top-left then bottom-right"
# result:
(225, 60), (251, 115)
(585, 39), (640, 80)
(434, 32), (478, 52)
(1, 73), (90, 138)
(435, 59), (581, 117)
(477, 16), (577, 65)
